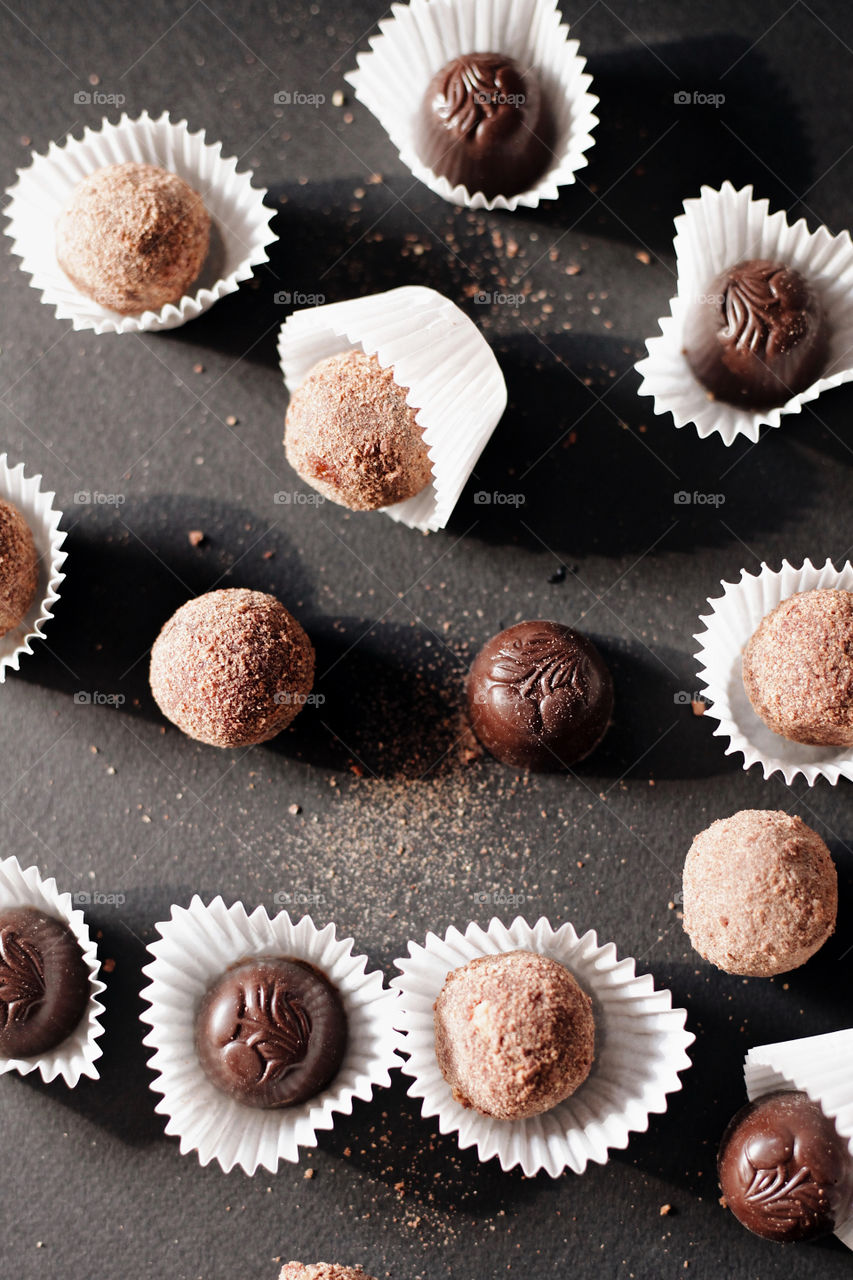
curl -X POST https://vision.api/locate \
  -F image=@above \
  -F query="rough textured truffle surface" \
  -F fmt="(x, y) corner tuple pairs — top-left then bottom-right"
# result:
(682, 809), (837, 977)
(742, 588), (853, 746)
(56, 162), (210, 314)
(279, 1266), (376, 1280)
(149, 588), (315, 748)
(284, 350), (433, 511)
(0, 496), (39, 637)
(434, 950), (594, 1120)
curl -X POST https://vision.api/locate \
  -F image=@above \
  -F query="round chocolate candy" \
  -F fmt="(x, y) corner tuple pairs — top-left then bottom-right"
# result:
(195, 957), (347, 1109)
(719, 1091), (853, 1242)
(685, 259), (827, 409)
(415, 52), (555, 200)
(0, 907), (90, 1058)
(466, 620), (613, 770)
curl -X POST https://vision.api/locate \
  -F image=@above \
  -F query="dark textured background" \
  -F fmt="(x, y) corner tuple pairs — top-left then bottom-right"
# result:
(0, 1), (852, 1277)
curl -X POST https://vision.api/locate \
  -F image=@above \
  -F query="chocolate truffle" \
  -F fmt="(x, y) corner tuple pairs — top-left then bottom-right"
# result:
(467, 620), (613, 770)
(279, 1266), (377, 1280)
(149, 588), (315, 748)
(0, 496), (39, 637)
(434, 950), (594, 1120)
(196, 957), (347, 1108)
(743, 588), (853, 746)
(685, 259), (827, 409)
(0, 907), (90, 1058)
(285, 350), (433, 511)
(682, 810), (837, 977)
(56, 162), (210, 314)
(415, 52), (555, 199)
(719, 1091), (853, 1242)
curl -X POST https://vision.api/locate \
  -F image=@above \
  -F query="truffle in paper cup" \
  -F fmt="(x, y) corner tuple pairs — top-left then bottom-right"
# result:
(744, 1030), (853, 1249)
(345, 0), (598, 212)
(392, 916), (694, 1177)
(278, 285), (507, 532)
(636, 182), (853, 444)
(0, 453), (66, 682)
(695, 557), (853, 785)
(140, 896), (404, 1175)
(0, 855), (105, 1085)
(5, 110), (275, 334)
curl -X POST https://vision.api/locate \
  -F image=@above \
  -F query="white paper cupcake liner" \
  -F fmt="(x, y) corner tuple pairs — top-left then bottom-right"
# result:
(0, 453), (66, 682)
(392, 916), (694, 1177)
(278, 285), (507, 531)
(744, 1030), (853, 1249)
(636, 182), (853, 444)
(0, 855), (105, 1085)
(5, 110), (275, 334)
(140, 896), (405, 1175)
(345, 0), (598, 212)
(695, 557), (853, 785)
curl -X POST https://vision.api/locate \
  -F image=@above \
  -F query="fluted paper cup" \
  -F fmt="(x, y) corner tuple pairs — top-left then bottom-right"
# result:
(140, 896), (404, 1175)
(744, 1030), (853, 1249)
(695, 558), (853, 785)
(392, 916), (694, 1177)
(345, 0), (598, 212)
(278, 285), (507, 531)
(0, 855), (105, 1085)
(636, 182), (853, 444)
(0, 453), (66, 682)
(5, 110), (275, 334)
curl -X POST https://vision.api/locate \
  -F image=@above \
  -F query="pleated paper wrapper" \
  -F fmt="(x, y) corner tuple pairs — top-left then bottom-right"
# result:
(744, 1029), (853, 1249)
(140, 896), (405, 1175)
(5, 110), (275, 334)
(0, 453), (66, 682)
(0, 855), (105, 1085)
(392, 916), (694, 1177)
(636, 182), (853, 444)
(695, 557), (853, 785)
(278, 285), (507, 531)
(345, 0), (598, 211)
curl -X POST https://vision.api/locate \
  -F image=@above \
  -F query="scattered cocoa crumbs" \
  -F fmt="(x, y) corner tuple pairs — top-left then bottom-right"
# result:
(188, 530), (204, 547)
(103, 958), (116, 974)
(303, 1168), (314, 1179)
(288, 803), (301, 815)
(690, 699), (705, 716)
(635, 250), (651, 264)
(660, 1204), (672, 1216)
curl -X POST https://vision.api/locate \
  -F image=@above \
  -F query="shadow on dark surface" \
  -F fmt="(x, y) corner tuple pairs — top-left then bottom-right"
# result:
(452, 330), (816, 560)
(568, 35), (814, 253)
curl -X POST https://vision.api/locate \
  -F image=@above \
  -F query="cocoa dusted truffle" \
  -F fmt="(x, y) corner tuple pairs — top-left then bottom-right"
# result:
(682, 810), (837, 977)
(434, 950), (594, 1120)
(279, 1265), (377, 1280)
(415, 52), (555, 200)
(285, 350), (433, 511)
(149, 588), (315, 748)
(742, 588), (853, 746)
(0, 496), (39, 637)
(719, 1091), (853, 1242)
(685, 259), (827, 409)
(56, 162), (210, 314)
(467, 620), (613, 770)
(0, 907), (90, 1058)
(196, 957), (347, 1109)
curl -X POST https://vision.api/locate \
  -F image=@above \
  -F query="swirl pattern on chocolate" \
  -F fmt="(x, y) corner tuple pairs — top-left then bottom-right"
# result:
(721, 261), (811, 358)
(0, 927), (45, 1028)
(434, 54), (523, 137)
(224, 977), (311, 1086)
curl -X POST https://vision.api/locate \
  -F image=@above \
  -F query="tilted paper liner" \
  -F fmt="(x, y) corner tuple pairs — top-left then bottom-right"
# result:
(695, 558), (853, 784)
(0, 454), (66, 682)
(278, 285), (507, 531)
(744, 1030), (853, 1249)
(392, 916), (694, 1177)
(636, 183), (853, 444)
(345, 0), (598, 212)
(140, 896), (404, 1175)
(0, 855), (105, 1085)
(5, 110), (275, 334)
